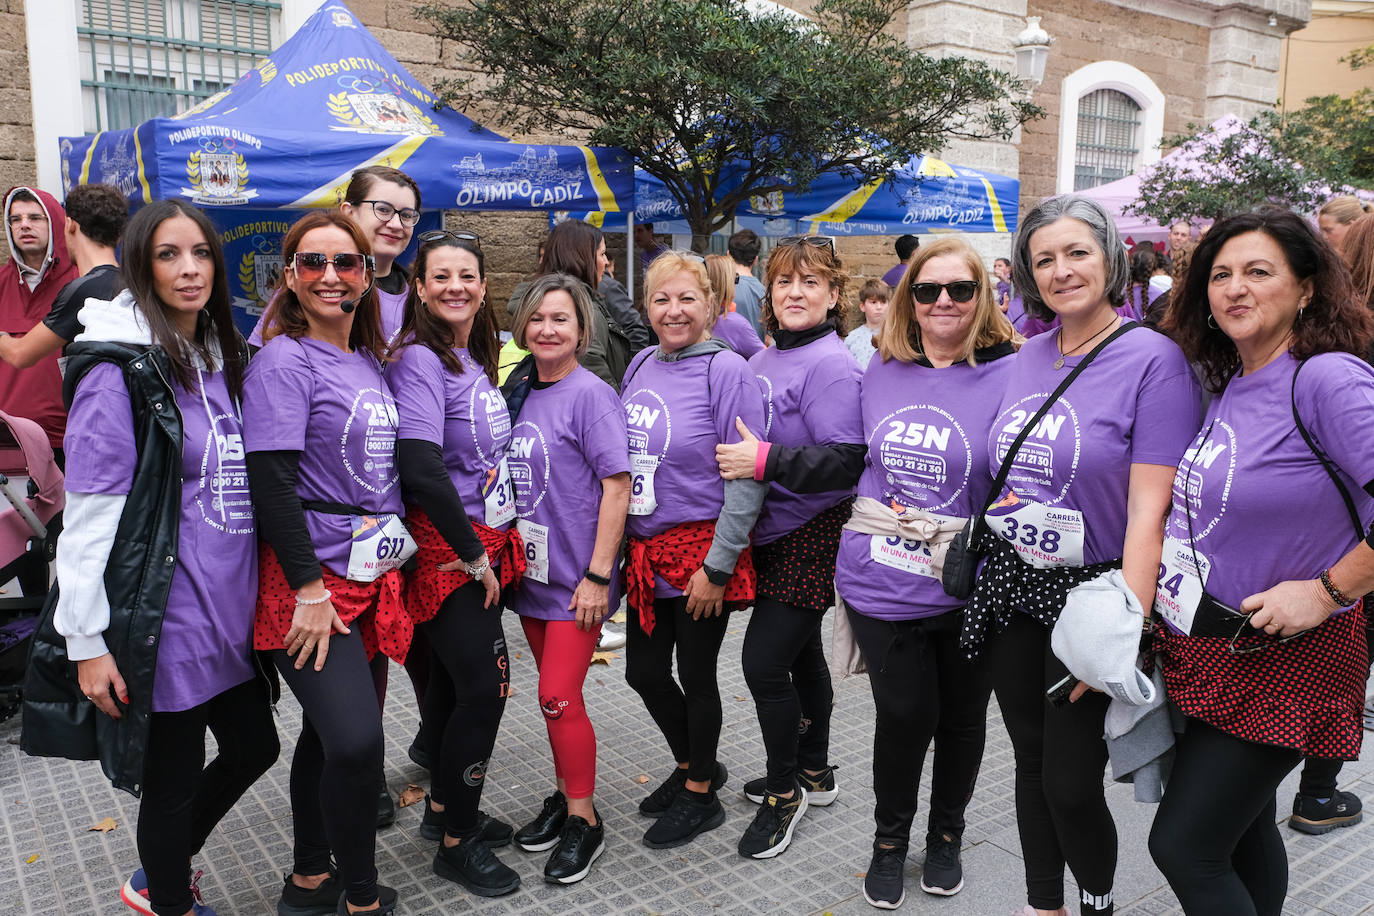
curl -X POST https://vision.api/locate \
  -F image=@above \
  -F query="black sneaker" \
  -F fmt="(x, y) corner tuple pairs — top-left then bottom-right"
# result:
(407, 734), (433, 771)
(277, 870), (341, 916)
(640, 761), (729, 817)
(737, 787), (808, 859)
(863, 841), (908, 910)
(642, 788), (726, 849)
(515, 791), (568, 852)
(332, 885), (397, 915)
(376, 787), (395, 829)
(418, 795), (514, 847)
(743, 765), (838, 807)
(1289, 790), (1364, 835)
(920, 832), (964, 896)
(433, 838), (521, 897)
(544, 813), (606, 884)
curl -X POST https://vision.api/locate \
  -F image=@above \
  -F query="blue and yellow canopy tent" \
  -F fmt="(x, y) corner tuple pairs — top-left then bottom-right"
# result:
(56, 1), (633, 332)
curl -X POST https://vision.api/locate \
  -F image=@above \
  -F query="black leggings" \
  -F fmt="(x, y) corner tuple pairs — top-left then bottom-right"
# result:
(741, 597), (833, 794)
(138, 676), (278, 916)
(625, 596), (730, 783)
(419, 582), (510, 836)
(847, 605), (991, 848)
(1149, 718), (1301, 916)
(990, 612), (1116, 914)
(273, 630), (384, 908)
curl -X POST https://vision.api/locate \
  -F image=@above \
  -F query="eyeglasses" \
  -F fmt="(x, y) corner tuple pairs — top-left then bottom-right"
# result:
(1225, 611), (1308, 655)
(910, 281), (979, 304)
(417, 229), (482, 248)
(289, 251), (374, 281)
(359, 199), (421, 227)
(776, 235), (835, 255)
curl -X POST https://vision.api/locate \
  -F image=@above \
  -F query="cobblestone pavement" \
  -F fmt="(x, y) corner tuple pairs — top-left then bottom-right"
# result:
(3, 612), (1371, 915)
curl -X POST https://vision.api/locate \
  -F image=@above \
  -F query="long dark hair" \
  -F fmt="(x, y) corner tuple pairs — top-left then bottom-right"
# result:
(120, 200), (243, 398)
(1162, 208), (1369, 391)
(388, 236), (499, 384)
(539, 219), (602, 289)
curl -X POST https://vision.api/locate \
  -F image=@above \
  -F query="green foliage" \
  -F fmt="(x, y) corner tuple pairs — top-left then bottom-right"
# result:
(415, 0), (1040, 246)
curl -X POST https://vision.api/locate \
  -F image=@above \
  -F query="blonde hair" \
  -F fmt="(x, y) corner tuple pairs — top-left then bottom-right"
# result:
(1320, 195), (1374, 227)
(645, 251), (718, 331)
(512, 272), (595, 356)
(704, 254), (735, 315)
(879, 236), (1019, 365)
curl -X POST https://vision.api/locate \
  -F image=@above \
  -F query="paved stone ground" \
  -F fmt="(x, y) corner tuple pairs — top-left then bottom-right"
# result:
(2, 611), (1371, 915)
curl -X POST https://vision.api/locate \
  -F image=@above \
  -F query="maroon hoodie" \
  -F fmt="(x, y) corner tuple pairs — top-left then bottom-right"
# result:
(0, 186), (78, 448)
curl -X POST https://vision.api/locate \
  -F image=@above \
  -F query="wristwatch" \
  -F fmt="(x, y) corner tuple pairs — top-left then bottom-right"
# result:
(702, 563), (731, 587)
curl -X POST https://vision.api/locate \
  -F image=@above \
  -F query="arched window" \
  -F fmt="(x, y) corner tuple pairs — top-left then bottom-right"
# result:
(1056, 61), (1165, 194)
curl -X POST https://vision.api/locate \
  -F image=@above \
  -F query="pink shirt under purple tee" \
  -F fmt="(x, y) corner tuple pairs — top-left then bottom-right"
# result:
(835, 353), (1015, 620)
(1166, 351), (1374, 611)
(64, 362), (257, 713)
(388, 344), (512, 528)
(988, 326), (1201, 566)
(242, 336), (402, 576)
(749, 330), (863, 545)
(506, 366), (630, 620)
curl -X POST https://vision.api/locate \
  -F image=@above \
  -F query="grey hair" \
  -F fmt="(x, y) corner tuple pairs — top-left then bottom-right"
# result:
(512, 272), (595, 356)
(1012, 195), (1130, 320)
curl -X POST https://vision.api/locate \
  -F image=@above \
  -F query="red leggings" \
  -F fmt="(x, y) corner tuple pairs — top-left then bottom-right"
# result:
(519, 616), (600, 799)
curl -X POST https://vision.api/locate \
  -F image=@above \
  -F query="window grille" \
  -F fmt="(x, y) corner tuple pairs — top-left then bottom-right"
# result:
(1073, 88), (1142, 191)
(79, 0), (280, 132)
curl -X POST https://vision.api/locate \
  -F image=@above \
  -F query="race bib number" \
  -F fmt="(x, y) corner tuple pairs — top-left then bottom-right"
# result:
(482, 458), (517, 527)
(869, 534), (938, 580)
(346, 514), (416, 582)
(987, 498), (1084, 568)
(1153, 535), (1208, 634)
(629, 453), (659, 517)
(517, 519), (550, 584)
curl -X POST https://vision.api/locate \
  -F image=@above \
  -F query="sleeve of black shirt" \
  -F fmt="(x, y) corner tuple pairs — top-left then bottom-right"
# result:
(43, 266), (124, 341)
(397, 438), (485, 563)
(246, 450), (323, 588)
(762, 442), (867, 494)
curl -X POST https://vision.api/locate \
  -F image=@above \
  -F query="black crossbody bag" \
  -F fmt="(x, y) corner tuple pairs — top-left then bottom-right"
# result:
(942, 322), (1138, 599)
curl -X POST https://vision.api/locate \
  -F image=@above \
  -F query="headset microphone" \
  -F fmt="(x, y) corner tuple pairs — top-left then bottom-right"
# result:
(339, 276), (375, 314)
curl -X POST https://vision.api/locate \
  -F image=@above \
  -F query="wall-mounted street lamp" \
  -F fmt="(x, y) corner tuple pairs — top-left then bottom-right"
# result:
(1013, 16), (1052, 86)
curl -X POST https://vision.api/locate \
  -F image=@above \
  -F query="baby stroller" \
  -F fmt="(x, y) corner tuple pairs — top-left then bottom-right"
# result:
(0, 409), (63, 721)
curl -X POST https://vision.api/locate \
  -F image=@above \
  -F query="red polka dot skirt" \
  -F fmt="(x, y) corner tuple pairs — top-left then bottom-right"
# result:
(1159, 601), (1368, 759)
(402, 506), (526, 624)
(755, 497), (852, 612)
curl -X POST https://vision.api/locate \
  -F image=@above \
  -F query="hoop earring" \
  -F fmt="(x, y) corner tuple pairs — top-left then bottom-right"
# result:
(1206, 314), (1218, 329)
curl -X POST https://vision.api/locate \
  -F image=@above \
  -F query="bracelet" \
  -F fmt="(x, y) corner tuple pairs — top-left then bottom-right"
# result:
(295, 589), (331, 606)
(463, 557), (491, 580)
(583, 567), (611, 586)
(1319, 569), (1355, 608)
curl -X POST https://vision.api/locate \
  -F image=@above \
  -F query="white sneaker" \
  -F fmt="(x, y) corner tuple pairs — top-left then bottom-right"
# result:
(597, 624), (626, 650)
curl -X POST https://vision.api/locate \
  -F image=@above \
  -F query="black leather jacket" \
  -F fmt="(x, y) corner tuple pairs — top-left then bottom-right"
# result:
(25, 342), (194, 795)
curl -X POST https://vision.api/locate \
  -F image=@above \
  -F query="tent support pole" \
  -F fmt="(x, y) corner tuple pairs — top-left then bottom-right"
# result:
(627, 209), (635, 309)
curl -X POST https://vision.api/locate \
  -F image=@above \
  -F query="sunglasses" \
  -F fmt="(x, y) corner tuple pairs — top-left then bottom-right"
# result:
(777, 235), (835, 255)
(289, 251), (374, 281)
(910, 281), (979, 304)
(359, 199), (421, 227)
(1225, 612), (1308, 656)
(418, 229), (482, 248)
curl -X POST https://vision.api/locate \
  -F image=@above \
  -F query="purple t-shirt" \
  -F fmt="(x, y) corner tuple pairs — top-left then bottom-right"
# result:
(835, 353), (1015, 620)
(713, 311), (764, 359)
(987, 327), (1200, 567)
(388, 344), (513, 528)
(621, 347), (767, 539)
(750, 331), (863, 545)
(243, 336), (402, 576)
(507, 367), (630, 620)
(1163, 352), (1374, 615)
(881, 263), (907, 288)
(65, 362), (257, 713)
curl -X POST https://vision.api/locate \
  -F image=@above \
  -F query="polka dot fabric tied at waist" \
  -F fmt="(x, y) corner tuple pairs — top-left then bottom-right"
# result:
(755, 497), (852, 611)
(626, 519), (756, 636)
(254, 542), (412, 663)
(402, 506), (526, 624)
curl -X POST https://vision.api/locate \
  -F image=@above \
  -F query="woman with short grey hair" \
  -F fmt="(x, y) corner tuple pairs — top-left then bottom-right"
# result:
(962, 195), (1202, 916)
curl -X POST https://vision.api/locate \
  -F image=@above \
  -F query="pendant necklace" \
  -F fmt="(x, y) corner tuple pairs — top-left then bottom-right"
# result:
(1055, 314), (1120, 370)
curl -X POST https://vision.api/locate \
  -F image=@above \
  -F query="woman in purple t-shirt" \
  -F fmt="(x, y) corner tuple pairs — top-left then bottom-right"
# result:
(386, 232), (525, 897)
(243, 211), (406, 916)
(713, 236), (861, 861)
(1150, 210), (1374, 914)
(47, 200), (278, 916)
(827, 237), (1019, 908)
(622, 252), (767, 850)
(705, 254), (764, 359)
(501, 273), (630, 885)
(964, 196), (1201, 916)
